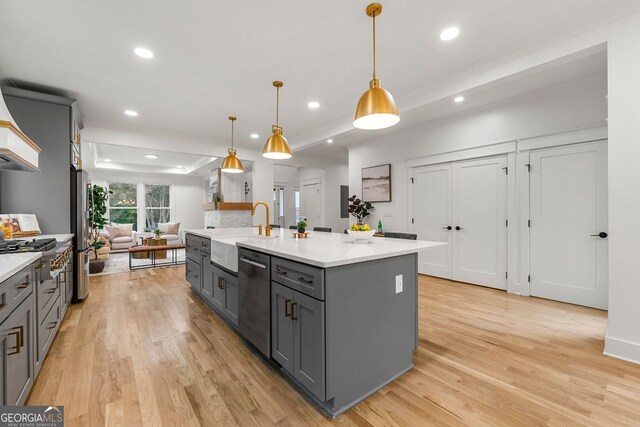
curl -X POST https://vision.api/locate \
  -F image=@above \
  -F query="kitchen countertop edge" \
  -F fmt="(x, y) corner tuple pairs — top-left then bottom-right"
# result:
(0, 252), (42, 282)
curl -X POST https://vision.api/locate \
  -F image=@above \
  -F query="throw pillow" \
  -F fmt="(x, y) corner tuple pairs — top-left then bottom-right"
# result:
(159, 222), (180, 235)
(105, 224), (132, 238)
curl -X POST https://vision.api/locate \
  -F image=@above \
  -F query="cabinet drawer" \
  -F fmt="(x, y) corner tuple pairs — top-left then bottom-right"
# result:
(200, 238), (211, 255)
(185, 234), (201, 258)
(272, 257), (324, 300)
(38, 297), (61, 362)
(0, 264), (34, 325)
(186, 259), (201, 290)
(37, 277), (59, 321)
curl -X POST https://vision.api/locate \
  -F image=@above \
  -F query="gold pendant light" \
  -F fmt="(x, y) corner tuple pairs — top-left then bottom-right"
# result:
(353, 3), (399, 130)
(263, 81), (292, 159)
(221, 116), (243, 173)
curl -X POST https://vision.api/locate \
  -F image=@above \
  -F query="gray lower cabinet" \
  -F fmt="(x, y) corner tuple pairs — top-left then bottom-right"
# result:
(0, 292), (35, 406)
(221, 271), (238, 325)
(271, 281), (325, 401)
(271, 282), (294, 372)
(206, 262), (238, 327)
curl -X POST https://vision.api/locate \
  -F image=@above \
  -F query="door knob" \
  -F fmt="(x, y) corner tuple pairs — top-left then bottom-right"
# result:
(455, 226), (463, 231)
(442, 226), (452, 230)
(590, 232), (608, 239)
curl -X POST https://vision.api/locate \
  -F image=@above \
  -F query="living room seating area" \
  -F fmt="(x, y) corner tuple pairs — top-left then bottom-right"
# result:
(100, 222), (182, 252)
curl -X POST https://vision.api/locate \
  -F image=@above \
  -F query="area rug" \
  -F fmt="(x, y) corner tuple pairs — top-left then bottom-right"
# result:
(91, 248), (186, 276)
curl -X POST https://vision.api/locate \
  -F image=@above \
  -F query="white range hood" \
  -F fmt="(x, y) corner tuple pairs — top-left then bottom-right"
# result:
(0, 86), (41, 171)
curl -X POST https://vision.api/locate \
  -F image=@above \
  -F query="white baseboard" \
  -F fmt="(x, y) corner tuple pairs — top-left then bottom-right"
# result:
(604, 335), (640, 365)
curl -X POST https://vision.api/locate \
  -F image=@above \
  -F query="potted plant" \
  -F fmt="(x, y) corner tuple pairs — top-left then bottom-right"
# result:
(88, 184), (112, 274)
(297, 219), (308, 234)
(348, 195), (374, 224)
(347, 195), (375, 243)
(153, 228), (162, 239)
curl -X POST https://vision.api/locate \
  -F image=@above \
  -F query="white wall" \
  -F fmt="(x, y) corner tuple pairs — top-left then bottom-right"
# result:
(324, 163), (349, 233)
(252, 158), (274, 226)
(88, 169), (206, 232)
(299, 167), (325, 229)
(274, 164), (299, 228)
(604, 13), (640, 364)
(349, 71), (607, 232)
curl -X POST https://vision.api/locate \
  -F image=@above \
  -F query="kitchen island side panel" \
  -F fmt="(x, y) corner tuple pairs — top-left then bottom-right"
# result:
(325, 253), (417, 413)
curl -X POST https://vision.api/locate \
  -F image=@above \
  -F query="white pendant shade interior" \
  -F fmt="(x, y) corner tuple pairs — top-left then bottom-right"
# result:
(353, 3), (399, 130)
(221, 116), (243, 173)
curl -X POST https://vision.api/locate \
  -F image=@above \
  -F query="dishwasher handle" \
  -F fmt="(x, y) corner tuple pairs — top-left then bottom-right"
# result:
(240, 257), (267, 269)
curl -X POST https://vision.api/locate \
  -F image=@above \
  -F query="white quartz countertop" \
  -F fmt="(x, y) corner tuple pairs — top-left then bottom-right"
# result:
(235, 232), (445, 268)
(37, 234), (74, 243)
(0, 252), (42, 282)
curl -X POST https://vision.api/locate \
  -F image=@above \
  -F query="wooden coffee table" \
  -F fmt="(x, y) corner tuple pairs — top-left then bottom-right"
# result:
(128, 243), (185, 270)
(144, 238), (167, 258)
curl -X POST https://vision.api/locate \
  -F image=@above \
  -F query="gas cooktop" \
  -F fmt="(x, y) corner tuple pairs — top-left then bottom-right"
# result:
(0, 238), (57, 254)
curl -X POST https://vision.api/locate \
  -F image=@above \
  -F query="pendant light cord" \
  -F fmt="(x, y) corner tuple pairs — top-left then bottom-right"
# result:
(231, 119), (235, 150)
(276, 86), (280, 127)
(372, 13), (377, 80)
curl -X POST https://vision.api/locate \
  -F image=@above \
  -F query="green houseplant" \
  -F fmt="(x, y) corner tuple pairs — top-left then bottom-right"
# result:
(88, 184), (112, 274)
(153, 228), (162, 239)
(297, 219), (308, 234)
(348, 195), (374, 224)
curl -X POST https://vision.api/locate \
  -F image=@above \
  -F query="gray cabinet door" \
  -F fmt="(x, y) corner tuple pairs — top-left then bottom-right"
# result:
(210, 267), (225, 312)
(271, 282), (294, 373)
(222, 272), (238, 326)
(201, 261), (214, 302)
(2, 293), (35, 406)
(293, 291), (325, 401)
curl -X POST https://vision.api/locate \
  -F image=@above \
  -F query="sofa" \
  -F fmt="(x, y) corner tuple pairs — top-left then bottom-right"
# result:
(157, 222), (181, 244)
(103, 223), (138, 251)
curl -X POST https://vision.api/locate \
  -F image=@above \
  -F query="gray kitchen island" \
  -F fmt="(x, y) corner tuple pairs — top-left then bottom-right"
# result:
(185, 228), (444, 417)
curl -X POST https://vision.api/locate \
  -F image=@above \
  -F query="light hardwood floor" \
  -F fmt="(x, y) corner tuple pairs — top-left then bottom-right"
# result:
(28, 267), (640, 426)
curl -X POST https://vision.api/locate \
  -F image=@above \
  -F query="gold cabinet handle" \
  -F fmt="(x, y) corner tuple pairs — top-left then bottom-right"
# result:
(46, 288), (57, 294)
(16, 282), (29, 290)
(47, 321), (57, 330)
(285, 299), (292, 318)
(7, 325), (23, 355)
(35, 263), (45, 269)
(0, 303), (5, 311)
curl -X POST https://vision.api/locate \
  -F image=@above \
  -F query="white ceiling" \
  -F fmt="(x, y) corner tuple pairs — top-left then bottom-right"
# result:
(0, 0), (638, 154)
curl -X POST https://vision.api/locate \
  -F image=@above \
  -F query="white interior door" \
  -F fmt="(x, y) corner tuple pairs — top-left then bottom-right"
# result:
(453, 156), (508, 289)
(413, 163), (453, 278)
(529, 141), (608, 309)
(301, 181), (321, 228)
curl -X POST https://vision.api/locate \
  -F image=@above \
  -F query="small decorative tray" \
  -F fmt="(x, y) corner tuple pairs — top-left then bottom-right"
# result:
(291, 232), (310, 238)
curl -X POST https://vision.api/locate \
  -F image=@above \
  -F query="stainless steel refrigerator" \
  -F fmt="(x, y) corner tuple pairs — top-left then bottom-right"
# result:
(71, 169), (90, 300)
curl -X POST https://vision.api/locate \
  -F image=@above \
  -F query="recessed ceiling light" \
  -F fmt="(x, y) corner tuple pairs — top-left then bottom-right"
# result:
(124, 110), (138, 117)
(103, 159), (112, 162)
(250, 133), (259, 139)
(454, 96), (465, 103)
(176, 165), (182, 168)
(145, 154), (158, 159)
(134, 47), (154, 59)
(308, 101), (320, 109)
(327, 139), (334, 144)
(440, 27), (460, 41)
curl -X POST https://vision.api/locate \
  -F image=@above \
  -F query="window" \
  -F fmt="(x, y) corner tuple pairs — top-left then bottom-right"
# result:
(108, 182), (138, 230)
(295, 189), (300, 224)
(145, 184), (171, 230)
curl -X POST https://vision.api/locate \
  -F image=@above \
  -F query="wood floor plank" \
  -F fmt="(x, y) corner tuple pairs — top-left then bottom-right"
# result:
(26, 267), (640, 426)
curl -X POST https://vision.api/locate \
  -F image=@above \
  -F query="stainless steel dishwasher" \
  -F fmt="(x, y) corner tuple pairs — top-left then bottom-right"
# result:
(238, 248), (271, 357)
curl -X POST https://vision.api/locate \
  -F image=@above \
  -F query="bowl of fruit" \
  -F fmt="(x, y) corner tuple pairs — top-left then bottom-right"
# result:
(347, 224), (376, 243)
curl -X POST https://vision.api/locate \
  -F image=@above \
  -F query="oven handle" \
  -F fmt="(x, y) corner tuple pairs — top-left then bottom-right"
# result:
(240, 257), (267, 269)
